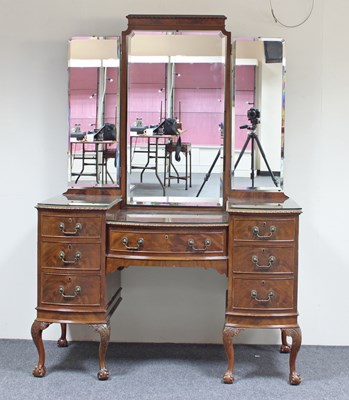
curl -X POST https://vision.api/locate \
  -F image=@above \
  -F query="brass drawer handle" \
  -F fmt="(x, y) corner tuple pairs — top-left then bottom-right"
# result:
(188, 239), (211, 252)
(252, 225), (276, 239)
(250, 290), (274, 303)
(122, 237), (144, 250)
(59, 251), (81, 265)
(59, 285), (81, 299)
(59, 222), (82, 236)
(252, 255), (276, 270)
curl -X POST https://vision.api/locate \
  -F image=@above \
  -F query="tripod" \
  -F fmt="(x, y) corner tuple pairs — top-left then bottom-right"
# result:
(233, 124), (278, 188)
(196, 148), (221, 197)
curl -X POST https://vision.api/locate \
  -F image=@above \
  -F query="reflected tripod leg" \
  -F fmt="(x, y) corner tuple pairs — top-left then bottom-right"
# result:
(233, 134), (251, 172)
(196, 148), (221, 197)
(253, 134), (278, 187)
(251, 136), (255, 187)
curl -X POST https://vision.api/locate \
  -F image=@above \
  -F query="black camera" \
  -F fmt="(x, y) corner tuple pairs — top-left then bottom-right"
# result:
(247, 107), (260, 125)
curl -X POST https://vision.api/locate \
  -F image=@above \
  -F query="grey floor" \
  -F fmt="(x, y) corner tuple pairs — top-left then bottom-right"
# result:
(129, 172), (222, 198)
(129, 172), (276, 199)
(1, 340), (348, 400)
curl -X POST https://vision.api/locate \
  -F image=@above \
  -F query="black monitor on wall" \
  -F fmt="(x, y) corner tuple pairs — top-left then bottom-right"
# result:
(264, 40), (283, 63)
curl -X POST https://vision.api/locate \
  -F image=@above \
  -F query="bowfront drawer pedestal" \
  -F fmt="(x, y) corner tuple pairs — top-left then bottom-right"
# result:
(32, 195), (122, 380)
(223, 200), (302, 385)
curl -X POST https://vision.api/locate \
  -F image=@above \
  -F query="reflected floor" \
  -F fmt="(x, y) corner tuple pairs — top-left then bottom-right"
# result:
(129, 172), (222, 198)
(129, 172), (279, 198)
(233, 175), (281, 190)
(68, 173), (280, 197)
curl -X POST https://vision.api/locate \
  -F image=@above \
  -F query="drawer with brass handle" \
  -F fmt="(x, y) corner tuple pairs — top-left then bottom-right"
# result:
(233, 246), (295, 274)
(40, 273), (101, 306)
(108, 229), (226, 255)
(233, 218), (295, 242)
(40, 214), (102, 238)
(40, 242), (101, 270)
(231, 277), (294, 310)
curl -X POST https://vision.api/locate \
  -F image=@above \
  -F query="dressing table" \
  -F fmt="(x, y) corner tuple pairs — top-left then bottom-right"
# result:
(32, 14), (302, 385)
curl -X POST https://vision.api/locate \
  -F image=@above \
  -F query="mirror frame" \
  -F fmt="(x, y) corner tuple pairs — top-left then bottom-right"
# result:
(231, 37), (286, 191)
(119, 15), (232, 207)
(67, 36), (122, 196)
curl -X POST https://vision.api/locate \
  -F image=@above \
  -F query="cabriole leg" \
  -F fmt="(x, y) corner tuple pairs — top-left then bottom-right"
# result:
(282, 327), (302, 385)
(91, 322), (111, 380)
(223, 325), (243, 384)
(57, 323), (68, 347)
(280, 328), (291, 353)
(31, 319), (51, 377)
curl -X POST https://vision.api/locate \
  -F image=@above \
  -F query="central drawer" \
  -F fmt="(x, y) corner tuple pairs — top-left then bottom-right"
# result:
(108, 227), (227, 255)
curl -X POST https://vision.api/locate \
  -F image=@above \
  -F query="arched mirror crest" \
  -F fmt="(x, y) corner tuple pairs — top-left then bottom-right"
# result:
(68, 36), (120, 188)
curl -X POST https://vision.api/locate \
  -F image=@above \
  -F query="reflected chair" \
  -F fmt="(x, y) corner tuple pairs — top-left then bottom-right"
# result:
(164, 141), (192, 190)
(72, 142), (98, 184)
(101, 148), (117, 184)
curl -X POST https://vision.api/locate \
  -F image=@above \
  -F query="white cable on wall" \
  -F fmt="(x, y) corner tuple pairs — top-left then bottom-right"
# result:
(269, 0), (315, 28)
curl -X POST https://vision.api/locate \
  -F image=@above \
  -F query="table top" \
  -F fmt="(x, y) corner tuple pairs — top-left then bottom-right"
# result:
(130, 133), (174, 139)
(70, 139), (116, 144)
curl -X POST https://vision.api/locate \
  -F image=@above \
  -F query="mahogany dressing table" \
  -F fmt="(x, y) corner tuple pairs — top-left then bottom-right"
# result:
(32, 15), (302, 385)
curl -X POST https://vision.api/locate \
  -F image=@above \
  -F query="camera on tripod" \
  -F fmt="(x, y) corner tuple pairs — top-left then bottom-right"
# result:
(247, 107), (260, 126)
(235, 106), (279, 188)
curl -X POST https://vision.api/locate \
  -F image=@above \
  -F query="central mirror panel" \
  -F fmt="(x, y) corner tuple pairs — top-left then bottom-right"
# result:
(125, 28), (227, 206)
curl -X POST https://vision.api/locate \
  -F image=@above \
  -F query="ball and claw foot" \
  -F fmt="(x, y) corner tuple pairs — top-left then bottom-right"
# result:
(289, 372), (302, 385)
(98, 368), (110, 381)
(33, 365), (46, 378)
(57, 338), (68, 347)
(280, 344), (291, 353)
(223, 372), (235, 384)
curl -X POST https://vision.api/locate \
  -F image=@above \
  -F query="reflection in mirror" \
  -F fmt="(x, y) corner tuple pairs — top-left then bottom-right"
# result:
(68, 37), (120, 188)
(126, 31), (226, 206)
(232, 38), (285, 190)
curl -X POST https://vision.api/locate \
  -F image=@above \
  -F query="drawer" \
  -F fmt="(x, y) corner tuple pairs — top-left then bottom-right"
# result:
(41, 214), (102, 238)
(233, 246), (295, 274)
(108, 228), (226, 255)
(232, 277), (294, 310)
(233, 218), (295, 241)
(40, 241), (101, 270)
(41, 273), (101, 306)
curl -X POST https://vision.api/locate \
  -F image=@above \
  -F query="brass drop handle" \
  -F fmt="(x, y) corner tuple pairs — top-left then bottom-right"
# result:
(252, 255), (276, 270)
(59, 251), (81, 264)
(59, 285), (81, 299)
(188, 239), (211, 252)
(250, 290), (274, 303)
(122, 237), (144, 250)
(59, 222), (82, 236)
(252, 225), (276, 239)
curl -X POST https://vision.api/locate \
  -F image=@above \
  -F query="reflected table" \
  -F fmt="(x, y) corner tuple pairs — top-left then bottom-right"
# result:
(129, 133), (173, 195)
(70, 140), (117, 184)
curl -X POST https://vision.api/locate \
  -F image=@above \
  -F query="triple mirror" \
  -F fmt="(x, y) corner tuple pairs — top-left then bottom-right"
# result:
(67, 19), (285, 205)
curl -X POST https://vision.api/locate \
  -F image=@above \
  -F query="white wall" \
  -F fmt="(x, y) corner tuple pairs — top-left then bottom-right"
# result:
(1, 0), (348, 346)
